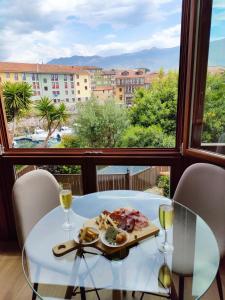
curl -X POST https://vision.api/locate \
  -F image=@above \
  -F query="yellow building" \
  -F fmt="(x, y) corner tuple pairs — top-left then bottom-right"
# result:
(115, 86), (124, 104)
(75, 71), (92, 102)
(92, 86), (114, 103)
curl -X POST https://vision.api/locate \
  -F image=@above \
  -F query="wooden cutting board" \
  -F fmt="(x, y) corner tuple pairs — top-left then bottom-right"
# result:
(52, 217), (159, 257)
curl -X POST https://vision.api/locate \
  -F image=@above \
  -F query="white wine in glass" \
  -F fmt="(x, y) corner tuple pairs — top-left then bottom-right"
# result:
(158, 263), (172, 289)
(59, 183), (74, 230)
(158, 204), (174, 253)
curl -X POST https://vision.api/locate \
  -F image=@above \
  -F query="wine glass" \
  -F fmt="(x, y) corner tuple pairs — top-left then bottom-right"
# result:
(59, 182), (74, 230)
(158, 204), (174, 253)
(158, 262), (172, 289)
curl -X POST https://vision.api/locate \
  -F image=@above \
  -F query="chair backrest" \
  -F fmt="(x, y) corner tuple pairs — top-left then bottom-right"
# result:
(173, 163), (225, 257)
(13, 169), (59, 247)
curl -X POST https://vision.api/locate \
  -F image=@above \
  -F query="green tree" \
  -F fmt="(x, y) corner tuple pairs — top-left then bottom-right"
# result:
(119, 125), (175, 148)
(2, 81), (33, 136)
(202, 72), (225, 143)
(130, 70), (178, 136)
(75, 98), (129, 147)
(35, 97), (69, 147)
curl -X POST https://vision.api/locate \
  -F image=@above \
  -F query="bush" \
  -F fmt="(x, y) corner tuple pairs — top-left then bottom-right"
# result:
(60, 134), (81, 148)
(40, 165), (81, 174)
(156, 175), (170, 197)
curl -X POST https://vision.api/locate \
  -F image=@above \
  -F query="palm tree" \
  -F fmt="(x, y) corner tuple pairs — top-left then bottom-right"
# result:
(2, 81), (33, 136)
(35, 97), (69, 147)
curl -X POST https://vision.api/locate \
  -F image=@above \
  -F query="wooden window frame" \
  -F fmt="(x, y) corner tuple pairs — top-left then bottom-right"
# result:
(183, 0), (225, 166)
(2, 0), (215, 240)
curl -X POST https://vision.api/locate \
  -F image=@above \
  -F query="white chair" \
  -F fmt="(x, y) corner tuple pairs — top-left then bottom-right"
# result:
(173, 162), (225, 300)
(12, 169), (60, 248)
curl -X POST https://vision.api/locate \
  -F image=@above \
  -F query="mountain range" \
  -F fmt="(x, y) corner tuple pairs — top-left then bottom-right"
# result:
(48, 38), (225, 70)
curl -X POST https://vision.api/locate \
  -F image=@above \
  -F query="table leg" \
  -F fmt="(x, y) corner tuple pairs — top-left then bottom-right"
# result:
(112, 290), (122, 300)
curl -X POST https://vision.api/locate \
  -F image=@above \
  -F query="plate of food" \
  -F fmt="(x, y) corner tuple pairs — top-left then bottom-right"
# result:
(75, 226), (99, 245)
(101, 226), (128, 248)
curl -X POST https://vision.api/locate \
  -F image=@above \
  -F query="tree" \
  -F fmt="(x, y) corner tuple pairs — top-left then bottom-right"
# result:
(2, 81), (33, 136)
(35, 97), (69, 147)
(202, 72), (225, 143)
(119, 125), (175, 148)
(120, 71), (178, 148)
(75, 98), (129, 147)
(130, 70), (178, 136)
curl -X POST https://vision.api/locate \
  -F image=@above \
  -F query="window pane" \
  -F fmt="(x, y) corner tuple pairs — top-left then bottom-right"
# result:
(0, 1), (182, 149)
(97, 165), (170, 197)
(15, 165), (83, 195)
(190, 0), (225, 156)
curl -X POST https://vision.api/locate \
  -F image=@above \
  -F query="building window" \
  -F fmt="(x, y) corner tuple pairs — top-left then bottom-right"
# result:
(85, 86), (88, 90)
(72, 90), (74, 94)
(14, 73), (19, 81)
(64, 75), (67, 81)
(37, 91), (40, 96)
(51, 74), (54, 81)
(76, 74), (79, 79)
(33, 82), (36, 89)
(56, 82), (59, 89)
(65, 90), (68, 95)
(84, 78), (87, 83)
(85, 97), (88, 101)
(77, 90), (80, 94)
(22, 73), (26, 81)
(43, 78), (47, 83)
(77, 82), (80, 86)
(58, 99), (60, 102)
(119, 88), (122, 92)
(72, 98), (75, 102)
(36, 82), (40, 89)
(44, 86), (48, 91)
(71, 82), (74, 88)
(52, 82), (55, 89)
(66, 98), (69, 102)
(54, 99), (57, 103)
(70, 74), (74, 81)
(56, 91), (60, 95)
(119, 96), (123, 101)
(78, 97), (81, 101)
(5, 72), (10, 79)
(65, 82), (68, 89)
(55, 74), (58, 81)
(31, 73), (36, 81)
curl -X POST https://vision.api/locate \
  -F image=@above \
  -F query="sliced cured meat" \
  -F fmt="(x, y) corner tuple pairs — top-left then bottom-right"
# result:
(109, 208), (149, 232)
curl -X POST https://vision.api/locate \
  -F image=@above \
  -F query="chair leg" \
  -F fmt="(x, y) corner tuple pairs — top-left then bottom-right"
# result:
(178, 276), (184, 300)
(216, 271), (224, 300)
(32, 283), (38, 300)
(140, 292), (145, 300)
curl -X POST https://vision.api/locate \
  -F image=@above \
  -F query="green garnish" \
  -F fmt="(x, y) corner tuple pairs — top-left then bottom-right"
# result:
(105, 226), (119, 244)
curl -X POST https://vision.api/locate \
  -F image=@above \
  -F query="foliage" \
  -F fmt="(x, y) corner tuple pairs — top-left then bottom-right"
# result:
(202, 72), (225, 143)
(75, 98), (129, 147)
(60, 134), (81, 148)
(2, 81), (33, 122)
(119, 125), (175, 148)
(35, 97), (69, 147)
(130, 71), (178, 136)
(156, 175), (170, 197)
(40, 165), (81, 174)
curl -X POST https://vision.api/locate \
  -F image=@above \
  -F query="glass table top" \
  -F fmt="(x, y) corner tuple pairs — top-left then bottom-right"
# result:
(22, 190), (220, 300)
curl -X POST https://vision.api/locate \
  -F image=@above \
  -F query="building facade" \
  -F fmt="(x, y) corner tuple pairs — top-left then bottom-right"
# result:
(0, 62), (92, 111)
(92, 86), (114, 103)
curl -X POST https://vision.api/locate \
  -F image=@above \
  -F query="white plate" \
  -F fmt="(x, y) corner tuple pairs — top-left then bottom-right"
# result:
(101, 229), (129, 248)
(74, 227), (100, 245)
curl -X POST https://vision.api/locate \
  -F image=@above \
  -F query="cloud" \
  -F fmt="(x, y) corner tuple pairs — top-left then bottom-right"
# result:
(104, 34), (117, 40)
(0, 0), (181, 62)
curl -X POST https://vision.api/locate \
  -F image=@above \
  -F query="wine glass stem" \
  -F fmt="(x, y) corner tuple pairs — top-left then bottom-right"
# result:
(164, 229), (168, 246)
(65, 209), (70, 225)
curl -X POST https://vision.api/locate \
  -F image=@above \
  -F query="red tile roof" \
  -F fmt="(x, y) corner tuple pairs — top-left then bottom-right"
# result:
(0, 62), (95, 74)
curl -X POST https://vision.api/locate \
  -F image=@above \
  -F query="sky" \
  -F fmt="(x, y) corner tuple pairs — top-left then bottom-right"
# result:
(0, 0), (224, 63)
